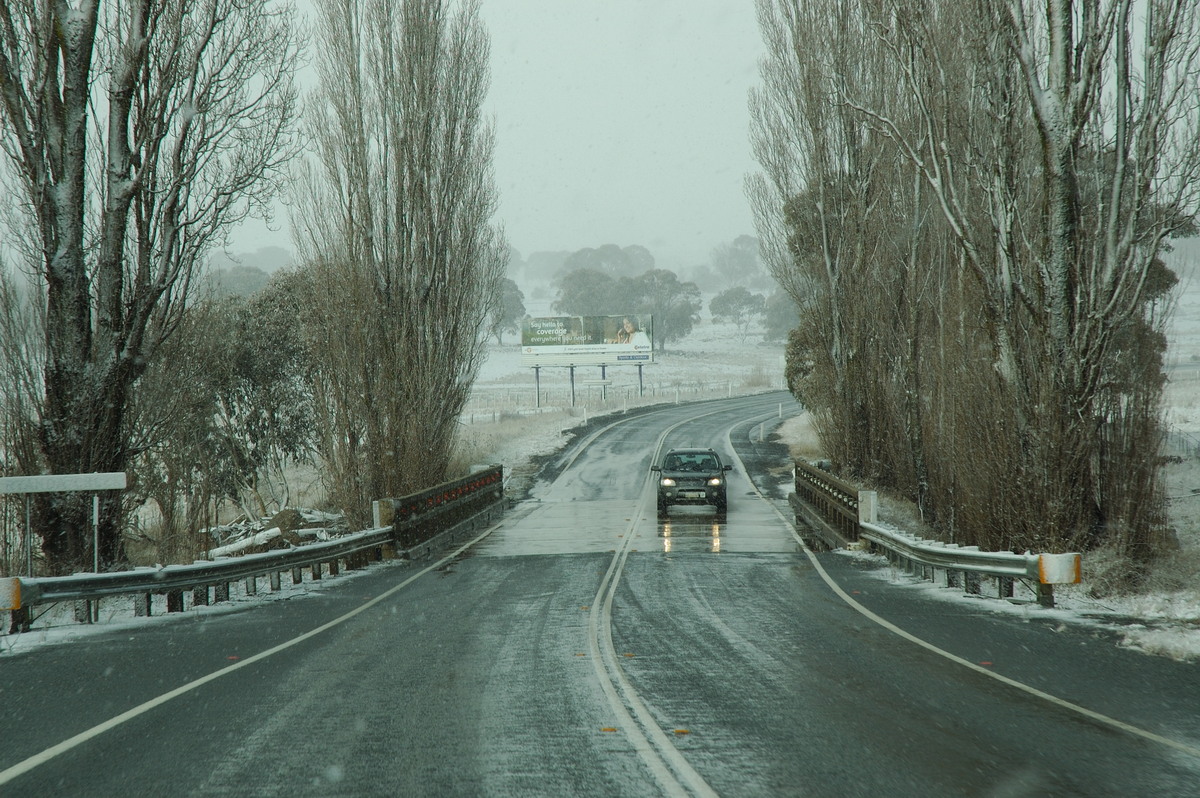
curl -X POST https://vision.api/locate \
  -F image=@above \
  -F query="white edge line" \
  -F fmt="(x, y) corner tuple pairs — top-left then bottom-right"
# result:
(732, 417), (1200, 762)
(0, 522), (504, 787)
(582, 402), (773, 797)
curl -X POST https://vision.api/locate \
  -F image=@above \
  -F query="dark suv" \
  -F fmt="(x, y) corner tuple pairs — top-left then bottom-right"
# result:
(651, 447), (732, 518)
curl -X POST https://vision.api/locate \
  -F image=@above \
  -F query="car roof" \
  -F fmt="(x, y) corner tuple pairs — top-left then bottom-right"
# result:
(666, 447), (719, 455)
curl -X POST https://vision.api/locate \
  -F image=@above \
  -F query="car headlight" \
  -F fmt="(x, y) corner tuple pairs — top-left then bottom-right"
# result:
(708, 477), (723, 486)
(660, 477), (676, 486)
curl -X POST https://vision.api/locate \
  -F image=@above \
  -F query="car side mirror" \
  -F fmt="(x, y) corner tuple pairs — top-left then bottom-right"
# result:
(723, 464), (733, 471)
(650, 465), (661, 472)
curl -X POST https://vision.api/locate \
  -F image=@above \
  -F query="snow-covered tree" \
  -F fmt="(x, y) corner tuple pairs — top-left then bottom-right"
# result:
(0, 0), (300, 572)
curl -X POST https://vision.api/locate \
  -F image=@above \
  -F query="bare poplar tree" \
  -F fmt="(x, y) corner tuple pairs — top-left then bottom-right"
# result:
(295, 0), (506, 521)
(0, 1), (300, 573)
(852, 0), (1199, 554)
(750, 0), (929, 480)
(752, 0), (1197, 563)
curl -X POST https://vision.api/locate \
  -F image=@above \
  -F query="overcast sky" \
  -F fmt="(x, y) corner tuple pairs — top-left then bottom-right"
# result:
(230, 1), (765, 272)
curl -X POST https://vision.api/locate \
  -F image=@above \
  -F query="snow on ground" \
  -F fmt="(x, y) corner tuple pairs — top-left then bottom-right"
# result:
(6, 288), (1200, 662)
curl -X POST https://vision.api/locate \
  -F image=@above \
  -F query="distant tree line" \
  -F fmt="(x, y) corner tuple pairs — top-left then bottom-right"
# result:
(550, 254), (704, 350)
(750, 0), (1200, 577)
(510, 237), (797, 349)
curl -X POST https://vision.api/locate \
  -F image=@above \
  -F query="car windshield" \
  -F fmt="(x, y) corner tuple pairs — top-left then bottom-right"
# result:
(665, 454), (717, 471)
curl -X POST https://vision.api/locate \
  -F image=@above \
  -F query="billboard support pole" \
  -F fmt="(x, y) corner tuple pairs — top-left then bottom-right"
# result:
(534, 366), (541, 409)
(638, 364), (644, 397)
(570, 366), (576, 407)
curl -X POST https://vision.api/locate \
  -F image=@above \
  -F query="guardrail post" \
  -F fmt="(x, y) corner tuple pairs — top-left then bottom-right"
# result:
(965, 572), (981, 595)
(291, 566), (303, 585)
(311, 562), (322, 580)
(245, 576), (257, 596)
(373, 499), (395, 530)
(133, 593), (152, 616)
(858, 491), (878, 524)
(1036, 553), (1080, 608)
(270, 572), (281, 592)
(328, 559), (340, 577)
(9, 607), (31, 634)
(193, 586), (209, 607)
(167, 590), (184, 612)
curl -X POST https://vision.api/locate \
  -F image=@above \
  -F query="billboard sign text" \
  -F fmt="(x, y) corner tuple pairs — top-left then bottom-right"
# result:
(521, 315), (653, 366)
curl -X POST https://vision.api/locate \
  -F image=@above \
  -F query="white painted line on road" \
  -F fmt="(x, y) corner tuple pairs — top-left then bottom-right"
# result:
(583, 404), (760, 798)
(0, 522), (506, 788)
(735, 439), (1200, 762)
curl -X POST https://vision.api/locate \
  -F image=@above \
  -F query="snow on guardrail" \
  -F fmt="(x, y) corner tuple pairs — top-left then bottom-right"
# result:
(790, 460), (1080, 607)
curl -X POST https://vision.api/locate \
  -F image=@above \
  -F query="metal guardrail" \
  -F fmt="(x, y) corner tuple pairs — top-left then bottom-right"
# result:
(789, 461), (1079, 607)
(14, 526), (395, 608)
(3, 465), (504, 633)
(792, 460), (860, 544)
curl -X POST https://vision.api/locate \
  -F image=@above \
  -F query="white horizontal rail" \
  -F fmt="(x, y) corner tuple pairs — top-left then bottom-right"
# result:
(4, 466), (505, 620)
(14, 526), (395, 607)
(858, 521), (1040, 581)
(791, 463), (1080, 606)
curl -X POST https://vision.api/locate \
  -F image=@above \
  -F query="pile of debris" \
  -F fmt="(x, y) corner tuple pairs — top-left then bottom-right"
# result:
(203, 508), (348, 559)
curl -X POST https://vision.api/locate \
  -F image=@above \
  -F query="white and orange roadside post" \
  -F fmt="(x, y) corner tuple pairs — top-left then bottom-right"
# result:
(1036, 552), (1082, 607)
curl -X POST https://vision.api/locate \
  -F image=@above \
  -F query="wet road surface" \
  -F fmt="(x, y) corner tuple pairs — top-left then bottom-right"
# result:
(3, 392), (1199, 796)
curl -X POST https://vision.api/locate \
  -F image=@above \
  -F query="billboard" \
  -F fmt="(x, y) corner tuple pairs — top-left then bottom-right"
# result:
(520, 315), (653, 366)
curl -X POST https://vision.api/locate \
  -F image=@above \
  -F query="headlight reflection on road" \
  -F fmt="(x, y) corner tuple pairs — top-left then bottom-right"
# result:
(657, 519), (722, 552)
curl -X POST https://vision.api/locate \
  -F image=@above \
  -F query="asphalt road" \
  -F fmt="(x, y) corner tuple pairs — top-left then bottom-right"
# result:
(2, 392), (1199, 796)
